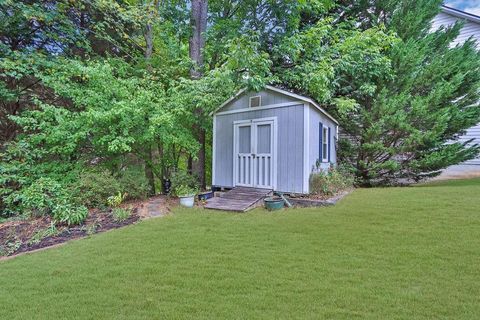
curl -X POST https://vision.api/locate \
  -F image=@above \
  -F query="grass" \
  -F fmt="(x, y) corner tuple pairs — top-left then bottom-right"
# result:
(1, 179), (480, 319)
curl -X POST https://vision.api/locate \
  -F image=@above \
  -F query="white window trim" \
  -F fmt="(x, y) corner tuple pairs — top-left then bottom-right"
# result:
(249, 95), (262, 108)
(322, 126), (329, 162)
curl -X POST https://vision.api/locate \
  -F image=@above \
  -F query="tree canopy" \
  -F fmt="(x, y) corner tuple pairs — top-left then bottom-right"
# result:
(1, 0), (479, 218)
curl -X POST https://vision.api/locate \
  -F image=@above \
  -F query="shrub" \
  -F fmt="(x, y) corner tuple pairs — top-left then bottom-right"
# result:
(15, 178), (65, 217)
(4, 177), (88, 225)
(107, 192), (126, 208)
(53, 203), (88, 226)
(309, 165), (354, 196)
(112, 208), (131, 222)
(170, 171), (199, 196)
(70, 170), (122, 208)
(117, 168), (149, 200)
(175, 185), (198, 197)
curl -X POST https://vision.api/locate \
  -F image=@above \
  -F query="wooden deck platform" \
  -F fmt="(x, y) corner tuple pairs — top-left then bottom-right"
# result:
(204, 187), (272, 212)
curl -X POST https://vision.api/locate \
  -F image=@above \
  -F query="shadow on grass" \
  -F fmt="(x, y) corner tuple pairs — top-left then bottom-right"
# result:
(417, 178), (480, 188)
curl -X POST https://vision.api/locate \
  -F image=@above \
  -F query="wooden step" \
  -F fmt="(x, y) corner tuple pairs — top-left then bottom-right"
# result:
(205, 187), (272, 212)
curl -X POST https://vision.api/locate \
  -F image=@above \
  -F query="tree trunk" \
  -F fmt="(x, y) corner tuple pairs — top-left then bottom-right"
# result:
(192, 128), (206, 188)
(142, 1), (159, 195)
(189, 0), (208, 189)
(145, 146), (156, 195)
(189, 0), (208, 79)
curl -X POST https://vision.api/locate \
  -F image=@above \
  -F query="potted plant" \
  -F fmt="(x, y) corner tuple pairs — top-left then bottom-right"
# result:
(176, 185), (197, 208)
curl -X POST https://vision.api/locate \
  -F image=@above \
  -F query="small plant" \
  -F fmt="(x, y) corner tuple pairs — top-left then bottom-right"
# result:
(309, 165), (354, 196)
(107, 192), (127, 208)
(1, 239), (22, 256)
(175, 184), (197, 197)
(170, 171), (199, 196)
(112, 208), (131, 222)
(53, 204), (89, 226)
(28, 222), (59, 246)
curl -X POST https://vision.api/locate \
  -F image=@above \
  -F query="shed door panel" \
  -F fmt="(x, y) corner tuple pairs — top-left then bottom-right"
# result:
(234, 118), (275, 189)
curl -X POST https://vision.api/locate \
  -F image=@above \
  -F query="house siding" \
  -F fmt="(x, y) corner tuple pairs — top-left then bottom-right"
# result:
(432, 8), (480, 166)
(220, 90), (300, 113)
(214, 104), (305, 193)
(308, 105), (338, 174)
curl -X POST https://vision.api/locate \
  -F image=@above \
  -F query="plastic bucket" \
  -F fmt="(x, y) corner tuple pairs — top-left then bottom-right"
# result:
(179, 195), (195, 207)
(264, 197), (285, 211)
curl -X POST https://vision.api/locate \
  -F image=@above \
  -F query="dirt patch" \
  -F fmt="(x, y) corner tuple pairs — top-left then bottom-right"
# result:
(0, 195), (179, 258)
(0, 208), (139, 258)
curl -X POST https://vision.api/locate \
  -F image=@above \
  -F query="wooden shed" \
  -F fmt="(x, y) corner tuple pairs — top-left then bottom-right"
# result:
(212, 85), (339, 194)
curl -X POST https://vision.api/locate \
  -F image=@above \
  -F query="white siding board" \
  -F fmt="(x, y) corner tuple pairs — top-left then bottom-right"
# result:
(219, 89), (300, 113)
(308, 104), (337, 174)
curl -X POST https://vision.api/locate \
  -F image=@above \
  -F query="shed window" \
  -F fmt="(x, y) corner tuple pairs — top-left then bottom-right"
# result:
(322, 127), (329, 162)
(249, 96), (261, 108)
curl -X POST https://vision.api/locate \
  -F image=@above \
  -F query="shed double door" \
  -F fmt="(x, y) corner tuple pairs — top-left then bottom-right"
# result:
(234, 118), (275, 189)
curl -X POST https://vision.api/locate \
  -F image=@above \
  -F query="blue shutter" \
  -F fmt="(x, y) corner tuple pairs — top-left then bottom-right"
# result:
(319, 122), (323, 161)
(328, 127), (331, 163)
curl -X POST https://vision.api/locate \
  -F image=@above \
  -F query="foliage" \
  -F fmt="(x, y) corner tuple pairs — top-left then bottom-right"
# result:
(117, 168), (149, 200)
(170, 171), (199, 195)
(2, 177), (88, 225)
(112, 208), (131, 222)
(27, 222), (59, 246)
(309, 165), (354, 196)
(327, 1), (480, 185)
(107, 192), (127, 208)
(174, 185), (198, 197)
(69, 170), (122, 208)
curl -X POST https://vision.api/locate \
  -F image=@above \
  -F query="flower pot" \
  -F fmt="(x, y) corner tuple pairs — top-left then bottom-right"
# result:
(264, 197), (285, 211)
(179, 195), (195, 207)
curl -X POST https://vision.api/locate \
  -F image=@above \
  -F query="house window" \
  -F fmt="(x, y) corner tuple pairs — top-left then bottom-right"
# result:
(249, 95), (261, 108)
(322, 126), (329, 162)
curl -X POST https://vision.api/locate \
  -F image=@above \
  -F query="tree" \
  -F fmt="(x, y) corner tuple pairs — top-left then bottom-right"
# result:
(189, 0), (208, 189)
(272, 0), (480, 185)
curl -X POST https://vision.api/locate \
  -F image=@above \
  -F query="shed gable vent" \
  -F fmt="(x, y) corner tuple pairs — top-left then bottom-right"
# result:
(249, 95), (261, 108)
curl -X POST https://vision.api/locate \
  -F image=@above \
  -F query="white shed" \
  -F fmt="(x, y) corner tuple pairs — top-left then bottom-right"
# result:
(212, 85), (339, 194)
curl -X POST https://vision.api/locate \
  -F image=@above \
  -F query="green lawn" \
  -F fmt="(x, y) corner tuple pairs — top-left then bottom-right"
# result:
(1, 179), (480, 319)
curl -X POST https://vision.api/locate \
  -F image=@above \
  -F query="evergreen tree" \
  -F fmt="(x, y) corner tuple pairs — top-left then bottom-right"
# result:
(274, 0), (480, 185)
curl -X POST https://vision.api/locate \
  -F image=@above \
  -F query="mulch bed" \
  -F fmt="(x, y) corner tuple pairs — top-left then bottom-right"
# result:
(282, 189), (353, 207)
(0, 208), (140, 258)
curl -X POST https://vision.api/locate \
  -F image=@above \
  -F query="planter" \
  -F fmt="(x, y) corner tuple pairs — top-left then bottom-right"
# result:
(198, 191), (214, 201)
(264, 197), (285, 211)
(179, 195), (195, 207)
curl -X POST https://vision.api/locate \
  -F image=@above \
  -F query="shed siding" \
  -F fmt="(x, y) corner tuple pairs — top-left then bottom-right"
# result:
(220, 90), (299, 113)
(214, 104), (305, 193)
(432, 9), (480, 165)
(308, 105), (337, 174)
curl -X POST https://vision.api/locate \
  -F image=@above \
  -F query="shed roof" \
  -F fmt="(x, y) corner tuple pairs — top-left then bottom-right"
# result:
(441, 5), (480, 24)
(212, 85), (339, 125)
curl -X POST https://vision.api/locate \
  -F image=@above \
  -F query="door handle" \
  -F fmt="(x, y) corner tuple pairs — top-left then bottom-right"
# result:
(252, 153), (256, 158)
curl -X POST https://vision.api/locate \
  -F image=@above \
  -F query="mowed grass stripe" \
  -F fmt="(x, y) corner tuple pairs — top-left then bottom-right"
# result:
(1, 179), (479, 319)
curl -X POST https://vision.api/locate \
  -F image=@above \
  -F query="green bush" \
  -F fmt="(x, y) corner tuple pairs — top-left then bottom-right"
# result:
(112, 208), (131, 222)
(170, 170), (199, 196)
(4, 177), (88, 225)
(117, 168), (149, 200)
(175, 185), (198, 197)
(15, 178), (65, 217)
(70, 170), (122, 208)
(309, 165), (354, 196)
